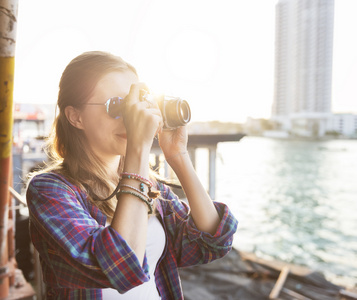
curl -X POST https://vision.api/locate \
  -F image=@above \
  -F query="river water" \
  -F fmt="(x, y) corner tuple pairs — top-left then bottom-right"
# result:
(196, 136), (357, 288)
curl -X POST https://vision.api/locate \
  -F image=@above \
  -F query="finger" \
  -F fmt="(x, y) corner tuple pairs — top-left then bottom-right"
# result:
(145, 107), (162, 118)
(132, 101), (157, 115)
(155, 124), (163, 137)
(125, 82), (150, 105)
(145, 108), (163, 133)
(154, 116), (164, 136)
(143, 113), (163, 134)
(139, 88), (152, 103)
(158, 121), (164, 135)
(146, 99), (162, 118)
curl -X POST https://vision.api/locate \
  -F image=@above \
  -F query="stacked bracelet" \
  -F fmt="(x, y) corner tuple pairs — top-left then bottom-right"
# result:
(120, 172), (161, 200)
(118, 190), (153, 214)
(119, 184), (148, 199)
(121, 172), (153, 188)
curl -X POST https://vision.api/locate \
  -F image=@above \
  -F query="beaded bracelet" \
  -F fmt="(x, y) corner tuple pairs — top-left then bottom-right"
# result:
(118, 190), (153, 214)
(121, 172), (153, 188)
(119, 184), (149, 199)
(119, 182), (160, 200)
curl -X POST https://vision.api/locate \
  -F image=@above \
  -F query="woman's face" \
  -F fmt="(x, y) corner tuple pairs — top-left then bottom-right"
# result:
(78, 70), (138, 159)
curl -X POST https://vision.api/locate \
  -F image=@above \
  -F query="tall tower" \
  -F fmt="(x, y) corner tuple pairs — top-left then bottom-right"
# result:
(272, 0), (334, 137)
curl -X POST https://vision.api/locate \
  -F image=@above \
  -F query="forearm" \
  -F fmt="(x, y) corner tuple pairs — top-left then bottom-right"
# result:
(111, 146), (151, 265)
(167, 152), (220, 235)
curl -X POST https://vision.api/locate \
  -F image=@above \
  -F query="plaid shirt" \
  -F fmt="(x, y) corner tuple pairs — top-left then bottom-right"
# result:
(27, 172), (238, 299)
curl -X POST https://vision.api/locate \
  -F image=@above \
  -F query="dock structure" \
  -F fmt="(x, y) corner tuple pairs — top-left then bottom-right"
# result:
(179, 247), (357, 300)
(152, 133), (245, 200)
(0, 1), (27, 299)
(12, 133), (245, 200)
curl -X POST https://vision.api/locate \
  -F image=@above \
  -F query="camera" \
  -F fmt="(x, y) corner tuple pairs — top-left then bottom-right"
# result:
(159, 96), (191, 129)
(142, 94), (191, 129)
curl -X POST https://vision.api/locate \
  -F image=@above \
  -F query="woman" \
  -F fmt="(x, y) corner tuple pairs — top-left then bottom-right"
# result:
(26, 51), (238, 299)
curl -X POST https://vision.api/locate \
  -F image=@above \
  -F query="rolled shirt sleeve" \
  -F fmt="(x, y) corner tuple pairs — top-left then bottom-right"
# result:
(27, 173), (150, 293)
(157, 182), (238, 267)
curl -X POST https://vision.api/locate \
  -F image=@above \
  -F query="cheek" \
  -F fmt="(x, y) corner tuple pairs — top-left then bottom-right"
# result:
(82, 116), (108, 141)
(82, 108), (106, 128)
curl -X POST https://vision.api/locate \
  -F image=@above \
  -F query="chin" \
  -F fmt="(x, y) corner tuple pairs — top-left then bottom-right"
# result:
(115, 145), (127, 157)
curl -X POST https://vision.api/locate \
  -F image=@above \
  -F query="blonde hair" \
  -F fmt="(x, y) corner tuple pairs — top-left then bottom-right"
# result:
(42, 51), (139, 218)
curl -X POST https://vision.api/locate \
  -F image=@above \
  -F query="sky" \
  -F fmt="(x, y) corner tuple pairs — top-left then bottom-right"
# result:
(13, 0), (357, 123)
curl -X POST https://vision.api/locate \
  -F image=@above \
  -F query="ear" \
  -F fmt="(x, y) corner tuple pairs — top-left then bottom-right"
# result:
(65, 106), (84, 130)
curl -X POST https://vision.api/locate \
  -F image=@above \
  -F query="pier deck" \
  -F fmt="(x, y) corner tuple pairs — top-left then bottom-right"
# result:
(152, 133), (245, 199)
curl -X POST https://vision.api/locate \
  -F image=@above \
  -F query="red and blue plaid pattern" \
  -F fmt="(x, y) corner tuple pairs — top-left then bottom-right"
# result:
(27, 172), (238, 299)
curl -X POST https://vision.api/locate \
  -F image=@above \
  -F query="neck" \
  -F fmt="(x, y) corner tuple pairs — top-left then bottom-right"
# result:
(103, 155), (121, 181)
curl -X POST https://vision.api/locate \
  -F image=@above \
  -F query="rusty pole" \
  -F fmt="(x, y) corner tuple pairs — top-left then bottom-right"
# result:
(0, 0), (18, 298)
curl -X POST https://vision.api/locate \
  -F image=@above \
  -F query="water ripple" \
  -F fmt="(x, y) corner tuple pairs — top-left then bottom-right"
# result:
(213, 136), (357, 288)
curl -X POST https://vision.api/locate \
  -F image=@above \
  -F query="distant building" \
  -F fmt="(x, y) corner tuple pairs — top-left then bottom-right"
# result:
(327, 113), (357, 137)
(272, 0), (334, 137)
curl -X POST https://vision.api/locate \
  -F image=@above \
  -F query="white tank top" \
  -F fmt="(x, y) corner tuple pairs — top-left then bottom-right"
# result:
(102, 216), (166, 299)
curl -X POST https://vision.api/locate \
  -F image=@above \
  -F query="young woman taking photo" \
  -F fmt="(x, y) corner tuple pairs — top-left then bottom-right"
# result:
(26, 51), (238, 299)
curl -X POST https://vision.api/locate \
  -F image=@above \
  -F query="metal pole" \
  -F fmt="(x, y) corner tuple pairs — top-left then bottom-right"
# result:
(208, 146), (216, 200)
(0, 0), (18, 298)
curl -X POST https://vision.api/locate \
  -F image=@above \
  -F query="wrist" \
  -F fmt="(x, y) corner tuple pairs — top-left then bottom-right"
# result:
(166, 151), (191, 172)
(126, 141), (151, 156)
(124, 145), (151, 177)
(165, 151), (188, 163)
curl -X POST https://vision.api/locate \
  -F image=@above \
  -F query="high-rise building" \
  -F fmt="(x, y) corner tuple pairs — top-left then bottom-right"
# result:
(272, 0), (334, 137)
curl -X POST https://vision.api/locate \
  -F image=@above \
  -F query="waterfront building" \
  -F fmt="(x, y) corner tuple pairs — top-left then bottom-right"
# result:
(272, 0), (334, 137)
(327, 113), (357, 137)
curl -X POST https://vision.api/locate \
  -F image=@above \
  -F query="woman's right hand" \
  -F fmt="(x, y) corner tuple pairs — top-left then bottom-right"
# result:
(115, 83), (163, 265)
(123, 83), (163, 152)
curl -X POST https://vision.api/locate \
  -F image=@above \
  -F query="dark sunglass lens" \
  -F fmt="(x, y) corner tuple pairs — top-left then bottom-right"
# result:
(107, 97), (124, 119)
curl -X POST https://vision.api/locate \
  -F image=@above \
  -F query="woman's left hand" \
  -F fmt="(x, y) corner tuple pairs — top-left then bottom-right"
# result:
(159, 124), (221, 235)
(158, 126), (188, 162)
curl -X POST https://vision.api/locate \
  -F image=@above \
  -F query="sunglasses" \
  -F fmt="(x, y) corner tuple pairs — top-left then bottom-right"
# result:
(84, 97), (125, 119)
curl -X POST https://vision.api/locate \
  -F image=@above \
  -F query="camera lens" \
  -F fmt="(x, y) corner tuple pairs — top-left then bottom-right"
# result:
(164, 99), (191, 128)
(179, 100), (190, 123)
